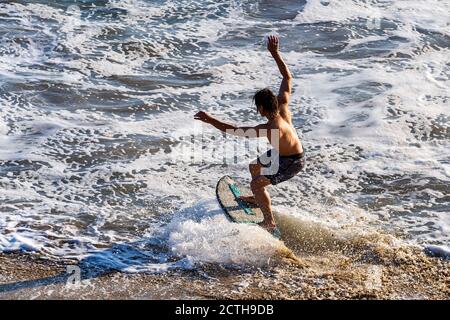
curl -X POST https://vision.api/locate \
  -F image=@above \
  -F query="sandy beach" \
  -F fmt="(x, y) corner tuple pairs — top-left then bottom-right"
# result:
(1, 246), (448, 300)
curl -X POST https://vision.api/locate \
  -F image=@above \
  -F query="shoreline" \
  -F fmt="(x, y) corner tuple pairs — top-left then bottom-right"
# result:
(0, 247), (448, 300)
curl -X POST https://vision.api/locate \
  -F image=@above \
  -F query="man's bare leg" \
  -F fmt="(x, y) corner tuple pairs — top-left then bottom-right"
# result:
(250, 176), (276, 231)
(239, 162), (261, 204)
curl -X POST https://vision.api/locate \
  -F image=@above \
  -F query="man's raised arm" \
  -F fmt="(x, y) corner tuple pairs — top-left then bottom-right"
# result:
(267, 35), (293, 124)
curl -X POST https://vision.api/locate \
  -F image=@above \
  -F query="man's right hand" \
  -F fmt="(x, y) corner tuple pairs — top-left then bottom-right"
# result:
(194, 111), (212, 124)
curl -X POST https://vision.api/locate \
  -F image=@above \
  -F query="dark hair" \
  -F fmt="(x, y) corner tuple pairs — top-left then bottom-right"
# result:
(253, 88), (279, 118)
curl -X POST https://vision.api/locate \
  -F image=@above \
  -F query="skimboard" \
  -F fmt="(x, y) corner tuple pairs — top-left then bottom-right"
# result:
(216, 175), (281, 238)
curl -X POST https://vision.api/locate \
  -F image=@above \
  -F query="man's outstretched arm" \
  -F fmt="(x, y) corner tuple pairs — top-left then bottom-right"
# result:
(194, 111), (267, 138)
(268, 35), (293, 124)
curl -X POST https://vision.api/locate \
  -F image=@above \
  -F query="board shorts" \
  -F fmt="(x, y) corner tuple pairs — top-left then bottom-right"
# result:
(256, 149), (305, 185)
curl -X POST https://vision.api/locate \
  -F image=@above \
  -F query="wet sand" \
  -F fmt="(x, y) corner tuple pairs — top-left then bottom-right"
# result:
(0, 245), (448, 300)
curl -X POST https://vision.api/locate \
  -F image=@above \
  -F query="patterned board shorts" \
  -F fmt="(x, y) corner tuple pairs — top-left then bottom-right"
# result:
(256, 149), (306, 185)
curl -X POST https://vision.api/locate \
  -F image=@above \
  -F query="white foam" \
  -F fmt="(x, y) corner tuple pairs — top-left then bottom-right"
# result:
(297, 0), (450, 34)
(297, 0), (381, 24)
(0, 233), (43, 252)
(167, 212), (283, 266)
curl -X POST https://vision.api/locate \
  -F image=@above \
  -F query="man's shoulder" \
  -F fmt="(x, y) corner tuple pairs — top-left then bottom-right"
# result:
(273, 115), (292, 127)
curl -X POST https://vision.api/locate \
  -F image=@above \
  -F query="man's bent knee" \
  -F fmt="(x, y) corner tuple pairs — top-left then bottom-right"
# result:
(250, 179), (265, 193)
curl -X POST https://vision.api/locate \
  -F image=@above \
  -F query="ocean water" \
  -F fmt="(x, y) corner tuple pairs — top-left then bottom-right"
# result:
(0, 0), (449, 272)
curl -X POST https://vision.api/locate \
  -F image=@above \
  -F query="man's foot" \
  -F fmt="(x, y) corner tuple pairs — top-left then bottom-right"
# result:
(258, 221), (277, 233)
(238, 195), (257, 205)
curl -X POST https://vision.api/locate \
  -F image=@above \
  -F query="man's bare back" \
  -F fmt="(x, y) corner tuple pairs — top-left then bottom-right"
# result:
(265, 113), (303, 156)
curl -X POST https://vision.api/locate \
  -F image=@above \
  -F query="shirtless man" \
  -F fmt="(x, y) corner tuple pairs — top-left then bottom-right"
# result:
(194, 35), (304, 235)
